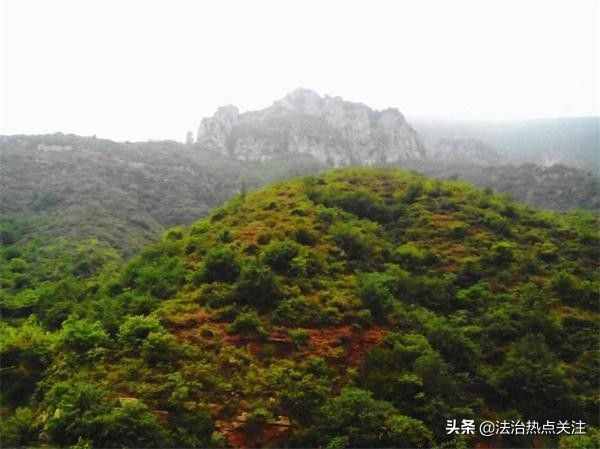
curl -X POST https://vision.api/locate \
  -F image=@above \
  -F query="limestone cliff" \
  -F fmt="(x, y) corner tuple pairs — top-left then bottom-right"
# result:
(196, 88), (426, 165)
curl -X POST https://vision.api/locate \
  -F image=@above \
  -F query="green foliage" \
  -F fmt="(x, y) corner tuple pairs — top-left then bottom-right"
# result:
(559, 427), (600, 449)
(117, 315), (164, 347)
(357, 272), (394, 322)
(0, 319), (56, 404)
(235, 260), (280, 308)
(288, 328), (310, 347)
(262, 239), (301, 273)
(490, 334), (573, 419)
(198, 245), (240, 283)
(394, 243), (438, 271)
(319, 387), (433, 448)
(44, 381), (168, 447)
(272, 296), (321, 326)
(1, 167), (598, 448)
(0, 407), (39, 447)
(330, 222), (371, 261)
(141, 331), (179, 365)
(59, 317), (109, 353)
(228, 311), (267, 337)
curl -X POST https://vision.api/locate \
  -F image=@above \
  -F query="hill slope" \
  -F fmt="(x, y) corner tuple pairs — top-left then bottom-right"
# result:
(1, 168), (598, 448)
(0, 133), (323, 255)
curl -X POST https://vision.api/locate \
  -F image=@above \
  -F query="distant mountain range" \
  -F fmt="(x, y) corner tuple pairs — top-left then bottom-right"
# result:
(411, 116), (600, 172)
(1, 90), (598, 257)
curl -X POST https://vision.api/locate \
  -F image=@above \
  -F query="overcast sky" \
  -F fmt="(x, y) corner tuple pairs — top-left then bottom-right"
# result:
(1, 0), (598, 142)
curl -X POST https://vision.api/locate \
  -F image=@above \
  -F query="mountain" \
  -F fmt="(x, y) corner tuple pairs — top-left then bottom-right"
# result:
(0, 133), (323, 255)
(1, 168), (598, 448)
(196, 88), (426, 165)
(411, 116), (600, 173)
(403, 160), (600, 212)
(432, 137), (505, 166)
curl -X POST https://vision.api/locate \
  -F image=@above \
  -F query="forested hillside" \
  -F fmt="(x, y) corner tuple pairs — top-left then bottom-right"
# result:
(1, 168), (598, 448)
(0, 134), (323, 255)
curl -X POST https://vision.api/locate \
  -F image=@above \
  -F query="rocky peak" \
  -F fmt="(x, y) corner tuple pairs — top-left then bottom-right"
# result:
(196, 89), (426, 165)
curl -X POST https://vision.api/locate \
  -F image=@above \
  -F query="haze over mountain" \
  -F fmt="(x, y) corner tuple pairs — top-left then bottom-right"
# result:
(196, 88), (425, 165)
(411, 116), (600, 173)
(2, 89), (599, 261)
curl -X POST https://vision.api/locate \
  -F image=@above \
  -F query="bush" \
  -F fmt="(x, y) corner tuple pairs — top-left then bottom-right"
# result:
(0, 319), (55, 404)
(288, 328), (310, 347)
(199, 246), (240, 283)
(482, 212), (511, 236)
(118, 315), (164, 347)
(490, 334), (572, 420)
(357, 272), (394, 322)
(45, 382), (168, 448)
(141, 331), (179, 364)
(228, 311), (267, 337)
(394, 243), (437, 271)
(488, 241), (515, 265)
(330, 222), (370, 261)
(320, 190), (392, 223)
(0, 407), (39, 447)
(402, 182), (424, 204)
(294, 227), (317, 245)
(235, 260), (280, 308)
(60, 317), (109, 352)
(272, 296), (321, 326)
(262, 240), (301, 273)
(318, 387), (432, 448)
(456, 257), (484, 286)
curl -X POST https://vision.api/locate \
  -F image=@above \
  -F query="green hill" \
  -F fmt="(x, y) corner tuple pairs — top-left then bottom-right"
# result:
(1, 168), (598, 448)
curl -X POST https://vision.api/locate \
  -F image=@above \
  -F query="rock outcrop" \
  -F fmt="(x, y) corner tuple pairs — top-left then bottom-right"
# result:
(196, 88), (426, 165)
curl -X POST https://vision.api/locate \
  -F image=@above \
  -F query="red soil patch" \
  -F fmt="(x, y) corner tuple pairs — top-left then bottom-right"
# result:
(306, 325), (387, 366)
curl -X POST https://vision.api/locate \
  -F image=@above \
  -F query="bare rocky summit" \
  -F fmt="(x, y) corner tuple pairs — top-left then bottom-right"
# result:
(196, 88), (426, 165)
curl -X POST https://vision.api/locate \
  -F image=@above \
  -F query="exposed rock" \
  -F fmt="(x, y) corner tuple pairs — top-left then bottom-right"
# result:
(196, 88), (426, 166)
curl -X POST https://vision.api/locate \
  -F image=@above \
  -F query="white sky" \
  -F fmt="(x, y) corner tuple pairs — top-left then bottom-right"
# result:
(1, 0), (598, 142)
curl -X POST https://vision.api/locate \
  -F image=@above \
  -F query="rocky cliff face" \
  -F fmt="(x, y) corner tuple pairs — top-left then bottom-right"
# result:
(196, 88), (426, 165)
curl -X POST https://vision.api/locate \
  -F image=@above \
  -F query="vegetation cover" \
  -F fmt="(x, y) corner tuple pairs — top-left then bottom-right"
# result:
(1, 168), (598, 448)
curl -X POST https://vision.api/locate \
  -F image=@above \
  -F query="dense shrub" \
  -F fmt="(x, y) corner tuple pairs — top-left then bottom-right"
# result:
(401, 182), (424, 204)
(44, 382), (168, 448)
(488, 241), (515, 265)
(294, 227), (317, 245)
(394, 243), (437, 271)
(235, 260), (280, 308)
(262, 240), (301, 273)
(198, 246), (240, 283)
(228, 311), (267, 337)
(0, 407), (39, 447)
(60, 317), (109, 352)
(272, 296), (321, 326)
(141, 331), (179, 364)
(117, 315), (164, 347)
(318, 387), (433, 448)
(482, 212), (511, 236)
(330, 222), (370, 261)
(357, 272), (394, 322)
(490, 334), (573, 420)
(0, 319), (55, 404)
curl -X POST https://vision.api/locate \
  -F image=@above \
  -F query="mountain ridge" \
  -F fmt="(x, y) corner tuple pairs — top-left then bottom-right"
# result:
(196, 88), (426, 165)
